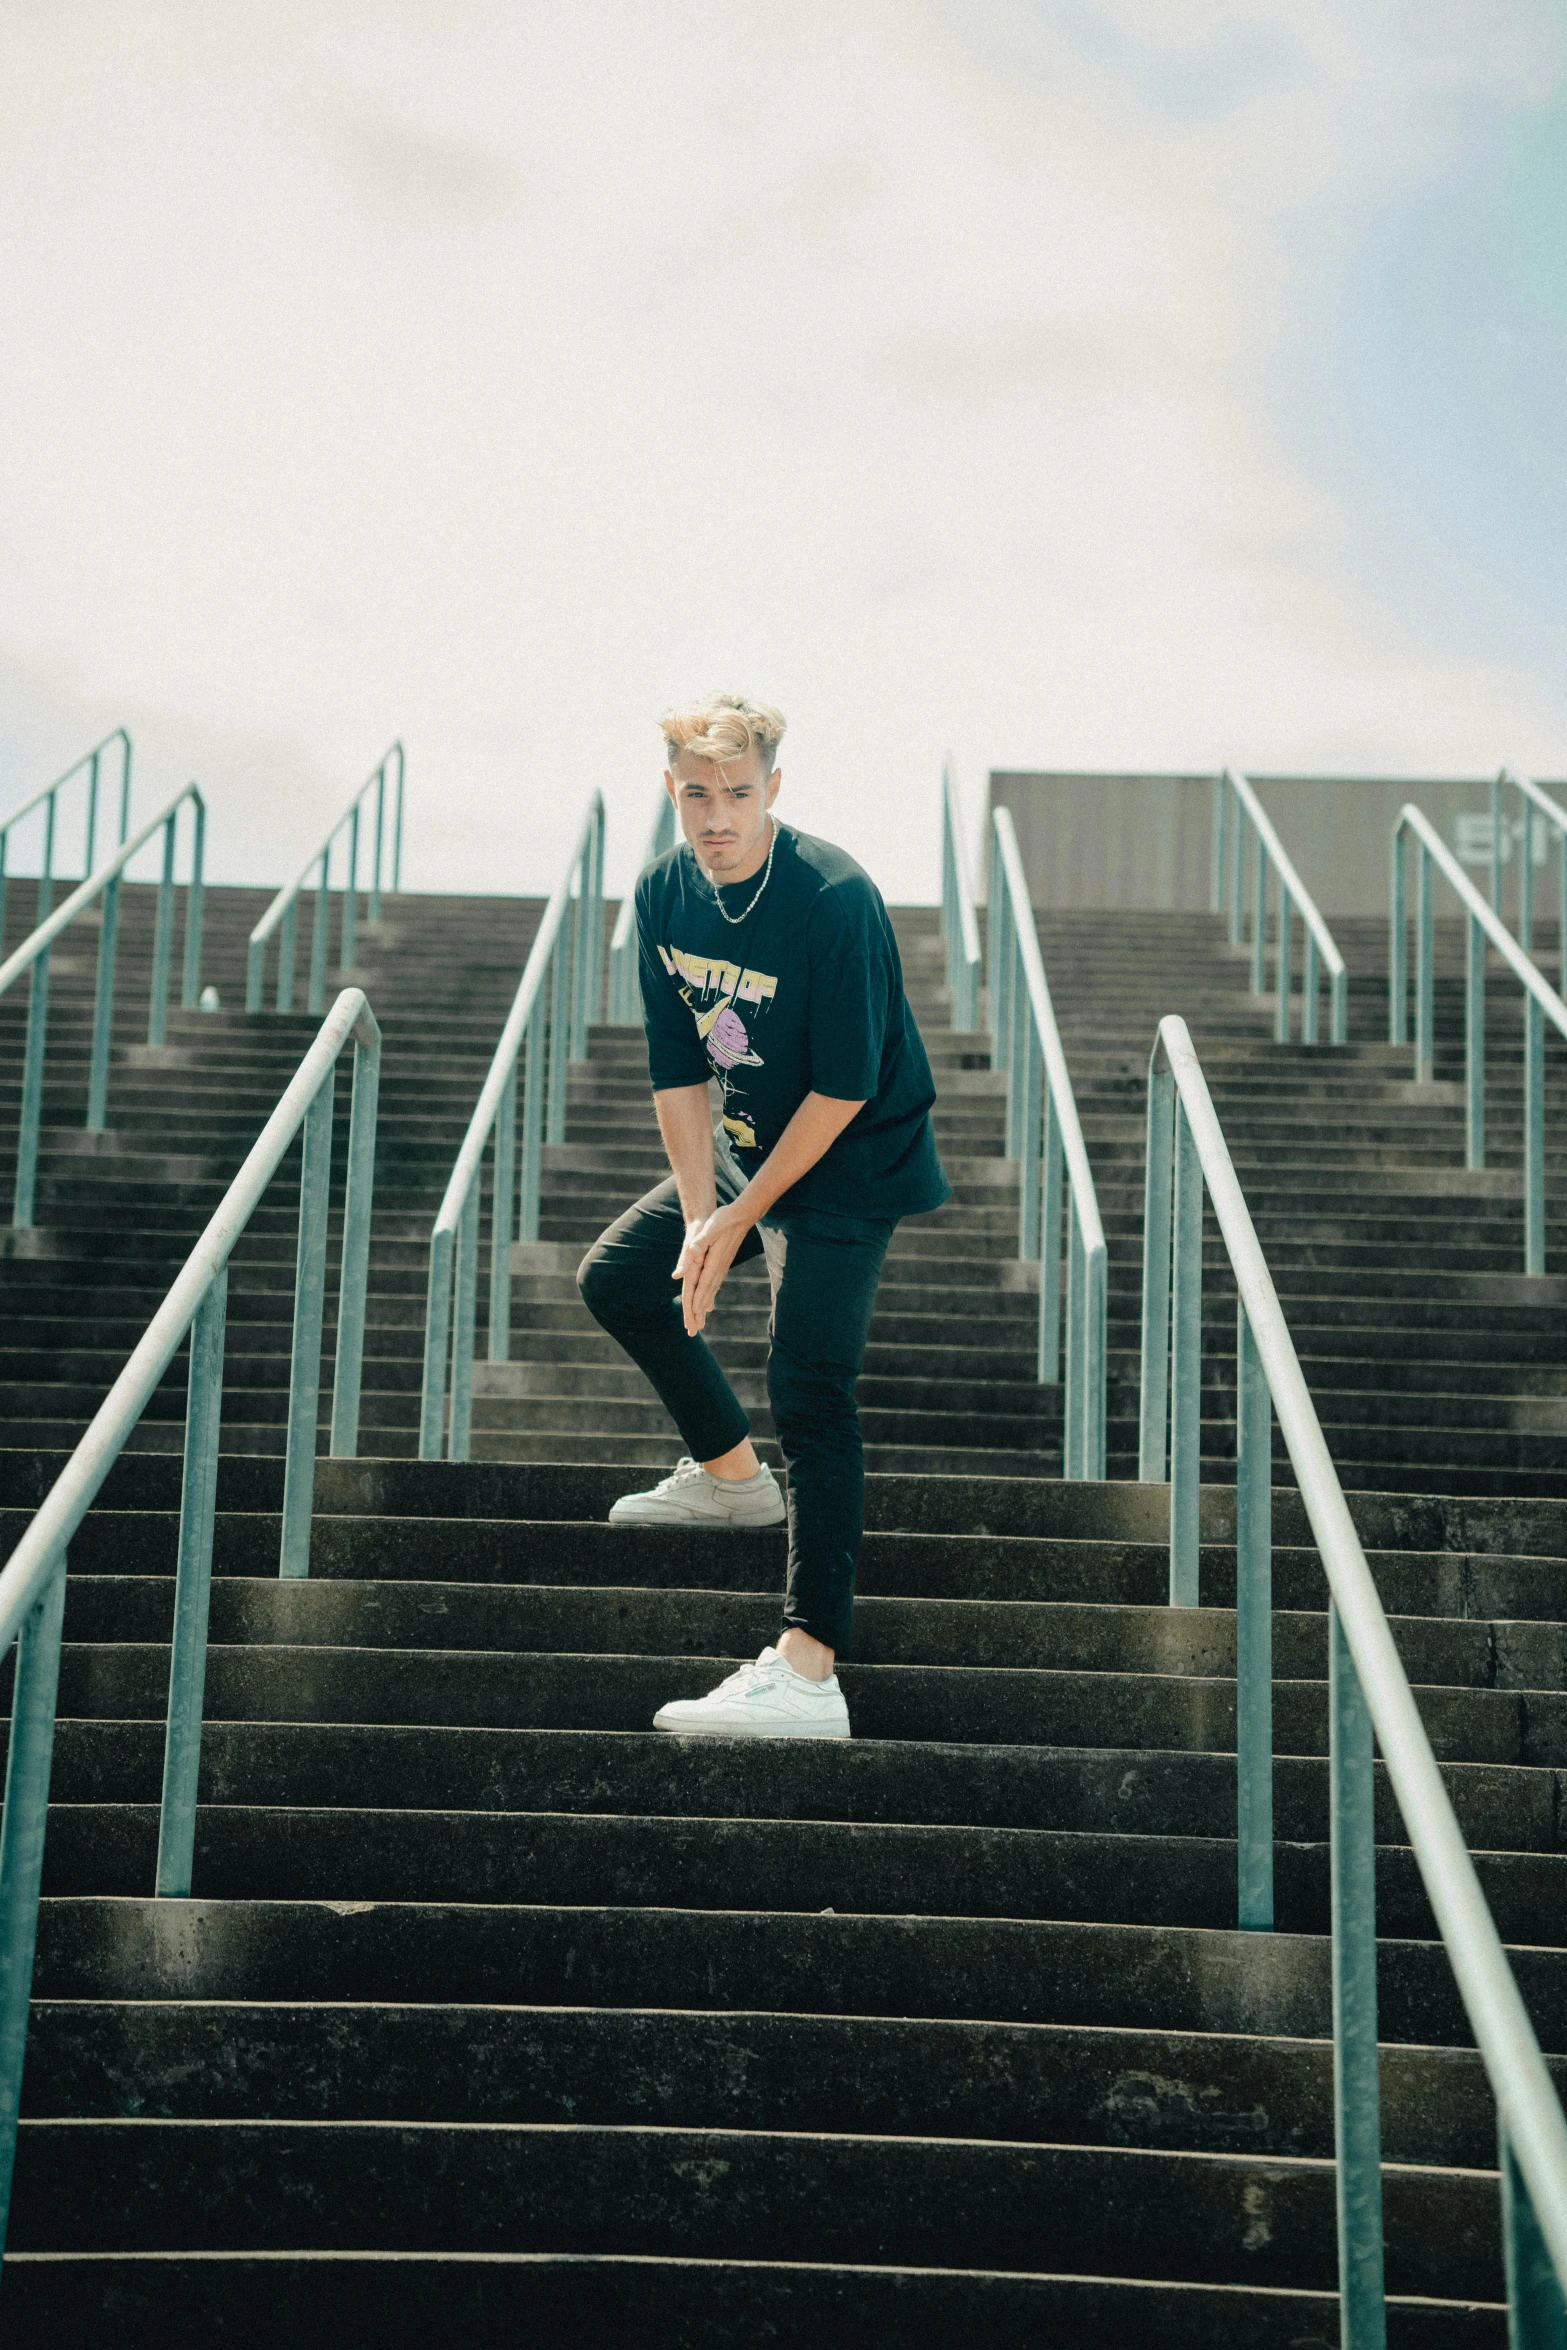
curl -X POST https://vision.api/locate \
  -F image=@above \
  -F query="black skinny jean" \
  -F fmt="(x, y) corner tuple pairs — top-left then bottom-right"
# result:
(576, 1147), (894, 1656)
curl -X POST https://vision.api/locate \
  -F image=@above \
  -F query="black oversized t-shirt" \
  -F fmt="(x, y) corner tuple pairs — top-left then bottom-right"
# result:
(636, 823), (951, 1220)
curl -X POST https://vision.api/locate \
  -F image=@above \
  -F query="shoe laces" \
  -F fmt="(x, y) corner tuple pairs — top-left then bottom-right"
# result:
(651, 1456), (709, 1497)
(712, 1650), (789, 1703)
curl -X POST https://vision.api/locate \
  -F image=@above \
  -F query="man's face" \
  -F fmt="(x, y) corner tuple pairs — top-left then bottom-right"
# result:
(666, 744), (781, 878)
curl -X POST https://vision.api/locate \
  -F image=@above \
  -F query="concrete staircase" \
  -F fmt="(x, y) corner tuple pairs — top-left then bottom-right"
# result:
(0, 876), (1563, 2341)
(1035, 908), (1567, 1497)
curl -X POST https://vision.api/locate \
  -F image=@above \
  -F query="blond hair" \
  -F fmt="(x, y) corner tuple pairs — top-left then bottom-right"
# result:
(660, 692), (786, 775)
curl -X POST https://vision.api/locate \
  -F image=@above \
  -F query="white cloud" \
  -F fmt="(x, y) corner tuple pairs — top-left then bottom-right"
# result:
(0, 0), (1562, 901)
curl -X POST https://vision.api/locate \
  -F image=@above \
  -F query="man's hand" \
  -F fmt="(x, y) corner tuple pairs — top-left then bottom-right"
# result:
(673, 1201), (750, 1334)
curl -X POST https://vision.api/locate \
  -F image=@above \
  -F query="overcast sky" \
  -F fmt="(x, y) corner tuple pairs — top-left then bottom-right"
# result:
(1, 1), (1563, 901)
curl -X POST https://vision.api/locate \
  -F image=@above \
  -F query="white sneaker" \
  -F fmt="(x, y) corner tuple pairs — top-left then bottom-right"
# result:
(654, 1647), (850, 1739)
(609, 1457), (786, 1529)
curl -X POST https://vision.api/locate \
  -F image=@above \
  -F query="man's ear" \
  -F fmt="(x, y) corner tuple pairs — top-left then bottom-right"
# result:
(664, 769), (678, 804)
(765, 767), (782, 807)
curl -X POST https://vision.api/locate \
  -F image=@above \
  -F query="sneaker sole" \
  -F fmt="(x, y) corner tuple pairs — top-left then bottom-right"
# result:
(608, 1504), (787, 1528)
(652, 1713), (850, 1738)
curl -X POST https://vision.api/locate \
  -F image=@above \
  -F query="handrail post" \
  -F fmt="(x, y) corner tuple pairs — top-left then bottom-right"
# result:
(13, 941), (51, 1230)
(1229, 797), (1245, 948)
(1559, 823), (1567, 1000)
(84, 748), (100, 876)
(1491, 772), (1503, 913)
(489, 1064), (517, 1363)
(370, 765), (386, 924)
(147, 811), (177, 1047)
(1169, 1098), (1202, 1604)
(1007, 926), (1027, 1154)
(1210, 774), (1225, 915)
(1017, 1028), (1042, 1260)
(1086, 1241), (1107, 1479)
(279, 1080), (334, 1575)
(308, 846), (331, 1017)
(86, 871), (122, 1132)
(1039, 1097), (1063, 1384)
(449, 1192), (479, 1463)
(155, 1269), (228, 1899)
(569, 860), (590, 1062)
(0, 1554), (66, 2256)
(1275, 886), (1293, 1043)
(1138, 1063), (1175, 1481)
(277, 900), (298, 1014)
(519, 996), (545, 1243)
(1500, 2119), (1567, 2340)
(1416, 845), (1434, 1082)
(1251, 829), (1267, 997)
(329, 1024), (381, 1458)
(1521, 800), (1536, 954)
(1389, 829), (1407, 1046)
(180, 794), (205, 1011)
(1303, 933), (1320, 1046)
(1466, 911), (1485, 1171)
(1065, 1204), (1086, 1477)
(546, 925), (570, 1144)
(987, 830), (1006, 1058)
(588, 800), (606, 1024)
(392, 746), (405, 891)
(1330, 1600), (1387, 2345)
(1332, 964), (1348, 1047)
(1526, 998), (1545, 1278)
(418, 1226), (455, 1460)
(1235, 1299), (1274, 1930)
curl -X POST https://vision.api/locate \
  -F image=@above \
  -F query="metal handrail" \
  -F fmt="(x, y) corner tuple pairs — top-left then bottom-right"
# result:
(419, 792), (606, 1459)
(1139, 1011), (1567, 2341)
(988, 806), (1106, 1474)
(0, 728), (133, 955)
(245, 741), (404, 1014)
(0, 986), (381, 2270)
(607, 791), (677, 1024)
(0, 782), (206, 1228)
(1212, 766), (1348, 1044)
(1392, 803), (1567, 1275)
(1493, 769), (1567, 996)
(940, 758), (982, 1030)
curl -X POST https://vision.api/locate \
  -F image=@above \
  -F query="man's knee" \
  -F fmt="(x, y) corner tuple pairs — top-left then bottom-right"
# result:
(577, 1240), (624, 1330)
(578, 1235), (673, 1335)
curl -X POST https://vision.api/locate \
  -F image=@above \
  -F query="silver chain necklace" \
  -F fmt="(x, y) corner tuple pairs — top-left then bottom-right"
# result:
(703, 817), (778, 925)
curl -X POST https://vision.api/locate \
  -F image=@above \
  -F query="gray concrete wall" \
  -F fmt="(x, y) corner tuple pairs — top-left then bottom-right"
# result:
(985, 770), (1555, 916)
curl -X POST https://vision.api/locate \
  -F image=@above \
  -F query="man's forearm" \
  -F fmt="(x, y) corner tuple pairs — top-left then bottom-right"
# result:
(727, 1092), (866, 1228)
(653, 1084), (719, 1225)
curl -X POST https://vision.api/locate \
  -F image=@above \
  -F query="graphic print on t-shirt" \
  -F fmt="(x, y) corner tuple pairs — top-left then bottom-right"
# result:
(658, 943), (778, 1151)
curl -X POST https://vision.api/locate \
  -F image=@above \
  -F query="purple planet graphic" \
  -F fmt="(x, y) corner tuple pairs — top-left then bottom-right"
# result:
(707, 1005), (764, 1070)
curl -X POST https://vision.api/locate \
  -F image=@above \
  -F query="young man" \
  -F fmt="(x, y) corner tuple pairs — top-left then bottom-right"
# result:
(577, 693), (949, 1738)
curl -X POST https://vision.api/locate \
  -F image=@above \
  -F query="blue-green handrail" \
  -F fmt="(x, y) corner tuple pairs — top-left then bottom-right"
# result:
(939, 759), (982, 1031)
(419, 793), (606, 1459)
(0, 985), (380, 2277)
(989, 805), (1106, 1475)
(607, 792), (677, 1024)
(246, 742), (404, 1014)
(1392, 802), (1567, 1276)
(1492, 769), (1567, 998)
(1212, 766), (1348, 1044)
(0, 729), (133, 956)
(0, 782), (205, 1228)
(1139, 1011), (1567, 2345)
